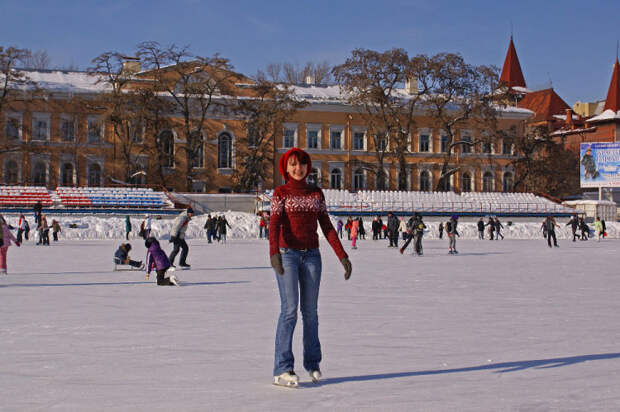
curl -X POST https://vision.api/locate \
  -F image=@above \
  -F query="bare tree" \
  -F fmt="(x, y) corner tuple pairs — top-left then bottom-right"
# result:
(23, 50), (51, 70)
(282, 62), (298, 84)
(266, 63), (282, 82)
(231, 81), (306, 192)
(333, 48), (429, 190)
(138, 41), (240, 191)
(313, 61), (331, 84)
(419, 53), (503, 191)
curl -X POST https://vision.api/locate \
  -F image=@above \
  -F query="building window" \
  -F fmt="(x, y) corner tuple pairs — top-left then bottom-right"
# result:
(130, 120), (143, 143)
(440, 135), (449, 153)
(283, 128), (295, 148)
(307, 129), (319, 149)
(503, 172), (514, 192)
(330, 168), (342, 189)
(353, 131), (365, 150)
(60, 117), (75, 142)
(482, 142), (493, 154)
(419, 170), (431, 191)
(483, 171), (494, 192)
(5, 117), (20, 140)
(419, 134), (430, 152)
(502, 139), (513, 155)
(158, 130), (174, 168)
(308, 167), (319, 186)
(4, 160), (18, 184)
(61, 163), (75, 186)
(353, 169), (365, 190)
(88, 163), (102, 187)
(32, 161), (47, 185)
(218, 132), (233, 169)
(375, 133), (388, 151)
(190, 131), (204, 168)
(32, 116), (49, 141)
(461, 135), (472, 153)
(397, 170), (410, 191)
(88, 117), (102, 144)
(247, 123), (257, 148)
(330, 130), (342, 150)
(462, 172), (472, 192)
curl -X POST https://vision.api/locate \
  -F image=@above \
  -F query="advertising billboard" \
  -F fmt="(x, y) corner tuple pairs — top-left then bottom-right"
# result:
(580, 142), (620, 188)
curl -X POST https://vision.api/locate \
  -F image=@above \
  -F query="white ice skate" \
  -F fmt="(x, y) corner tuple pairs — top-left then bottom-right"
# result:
(273, 371), (299, 388)
(169, 275), (180, 286)
(309, 370), (321, 383)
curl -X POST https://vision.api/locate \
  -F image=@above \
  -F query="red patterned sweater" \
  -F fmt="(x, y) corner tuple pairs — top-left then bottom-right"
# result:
(269, 179), (348, 260)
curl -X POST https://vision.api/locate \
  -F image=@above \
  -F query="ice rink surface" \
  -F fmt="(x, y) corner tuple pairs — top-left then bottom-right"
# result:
(2, 236), (620, 411)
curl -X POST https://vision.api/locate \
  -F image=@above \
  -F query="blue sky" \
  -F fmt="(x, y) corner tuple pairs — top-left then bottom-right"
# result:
(1, 0), (619, 105)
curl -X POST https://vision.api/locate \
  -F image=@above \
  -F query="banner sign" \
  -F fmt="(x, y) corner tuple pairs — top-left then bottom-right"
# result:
(580, 142), (620, 188)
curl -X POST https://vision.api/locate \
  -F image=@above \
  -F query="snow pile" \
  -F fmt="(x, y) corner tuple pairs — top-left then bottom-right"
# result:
(6, 212), (618, 241)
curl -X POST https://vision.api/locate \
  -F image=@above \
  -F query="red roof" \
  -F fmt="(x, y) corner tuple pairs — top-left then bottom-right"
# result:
(603, 59), (620, 112)
(500, 36), (526, 89)
(517, 88), (570, 122)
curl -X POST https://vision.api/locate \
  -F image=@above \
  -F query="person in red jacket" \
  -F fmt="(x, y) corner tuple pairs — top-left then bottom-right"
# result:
(269, 147), (352, 387)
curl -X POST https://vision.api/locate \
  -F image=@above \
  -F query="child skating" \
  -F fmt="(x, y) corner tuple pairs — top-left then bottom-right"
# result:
(145, 237), (179, 286)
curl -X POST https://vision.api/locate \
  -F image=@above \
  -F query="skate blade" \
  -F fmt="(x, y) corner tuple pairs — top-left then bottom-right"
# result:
(273, 379), (298, 388)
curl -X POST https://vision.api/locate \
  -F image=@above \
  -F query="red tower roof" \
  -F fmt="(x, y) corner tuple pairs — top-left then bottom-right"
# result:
(603, 59), (620, 113)
(500, 36), (526, 89)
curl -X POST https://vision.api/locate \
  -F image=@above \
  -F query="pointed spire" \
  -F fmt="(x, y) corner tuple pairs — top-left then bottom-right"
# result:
(500, 36), (526, 89)
(603, 59), (620, 112)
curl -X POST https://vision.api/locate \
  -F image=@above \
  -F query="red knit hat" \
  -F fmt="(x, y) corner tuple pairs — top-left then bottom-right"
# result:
(279, 147), (312, 181)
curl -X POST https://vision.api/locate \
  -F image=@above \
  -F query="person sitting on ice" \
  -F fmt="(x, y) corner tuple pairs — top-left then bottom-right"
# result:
(113, 243), (144, 270)
(145, 237), (179, 286)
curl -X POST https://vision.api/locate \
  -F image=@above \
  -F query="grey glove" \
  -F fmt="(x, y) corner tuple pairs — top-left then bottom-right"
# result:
(270, 253), (284, 275)
(341, 257), (352, 280)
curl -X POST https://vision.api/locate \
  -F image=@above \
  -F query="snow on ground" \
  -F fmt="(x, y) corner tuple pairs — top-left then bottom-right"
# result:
(3, 212), (619, 241)
(1, 232), (620, 411)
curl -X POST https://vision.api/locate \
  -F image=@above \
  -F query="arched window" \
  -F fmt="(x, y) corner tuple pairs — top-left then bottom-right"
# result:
(462, 172), (472, 192)
(32, 161), (47, 185)
(4, 160), (18, 184)
(88, 163), (102, 187)
(218, 133), (232, 169)
(158, 130), (174, 168)
(330, 168), (342, 189)
(397, 170), (410, 191)
(307, 167), (319, 186)
(61, 163), (74, 186)
(419, 170), (431, 192)
(483, 171), (494, 192)
(503, 172), (514, 192)
(190, 131), (204, 168)
(353, 169), (365, 190)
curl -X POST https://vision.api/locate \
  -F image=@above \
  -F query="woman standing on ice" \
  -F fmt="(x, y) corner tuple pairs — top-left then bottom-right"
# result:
(351, 217), (359, 249)
(0, 215), (20, 274)
(269, 147), (352, 387)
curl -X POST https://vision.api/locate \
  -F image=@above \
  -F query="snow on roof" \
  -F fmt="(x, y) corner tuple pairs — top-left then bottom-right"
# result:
(587, 109), (620, 122)
(511, 86), (532, 94)
(7, 70), (111, 94)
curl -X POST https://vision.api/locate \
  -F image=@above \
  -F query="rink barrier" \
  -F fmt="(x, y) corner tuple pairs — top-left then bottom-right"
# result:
(0, 207), (182, 216)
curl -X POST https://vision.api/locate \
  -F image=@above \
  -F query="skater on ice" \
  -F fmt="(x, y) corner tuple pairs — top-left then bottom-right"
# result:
(268, 147), (352, 387)
(0, 214), (20, 274)
(544, 214), (560, 248)
(145, 237), (179, 286)
(447, 215), (459, 254)
(113, 243), (144, 270)
(168, 207), (194, 269)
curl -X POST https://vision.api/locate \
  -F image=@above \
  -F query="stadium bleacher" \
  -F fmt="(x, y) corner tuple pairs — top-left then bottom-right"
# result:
(56, 187), (171, 208)
(0, 186), (53, 207)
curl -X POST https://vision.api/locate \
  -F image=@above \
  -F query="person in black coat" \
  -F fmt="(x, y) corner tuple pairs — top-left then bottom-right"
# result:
(386, 212), (400, 248)
(494, 218), (504, 240)
(566, 214), (579, 242)
(114, 243), (143, 268)
(477, 218), (485, 239)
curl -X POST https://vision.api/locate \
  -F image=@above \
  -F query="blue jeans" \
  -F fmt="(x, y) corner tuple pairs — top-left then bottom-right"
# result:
(273, 248), (322, 376)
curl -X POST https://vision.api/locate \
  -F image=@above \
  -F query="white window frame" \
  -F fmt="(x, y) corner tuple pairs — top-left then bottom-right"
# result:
(217, 131), (235, 171)
(482, 170), (495, 192)
(418, 128), (432, 153)
(352, 168), (367, 191)
(329, 125), (344, 150)
(30, 155), (50, 186)
(306, 124), (321, 150)
(60, 114), (77, 142)
(374, 131), (389, 152)
(87, 161), (104, 187)
(352, 127), (367, 151)
(396, 168), (411, 191)
(190, 130), (205, 169)
(59, 160), (77, 186)
(158, 130), (176, 168)
(440, 131), (449, 153)
(419, 168), (432, 192)
(461, 170), (474, 192)
(87, 115), (104, 144)
(460, 130), (473, 154)
(3, 155), (21, 184)
(32, 112), (50, 142)
(307, 161), (322, 186)
(5, 112), (22, 140)
(282, 123), (298, 148)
